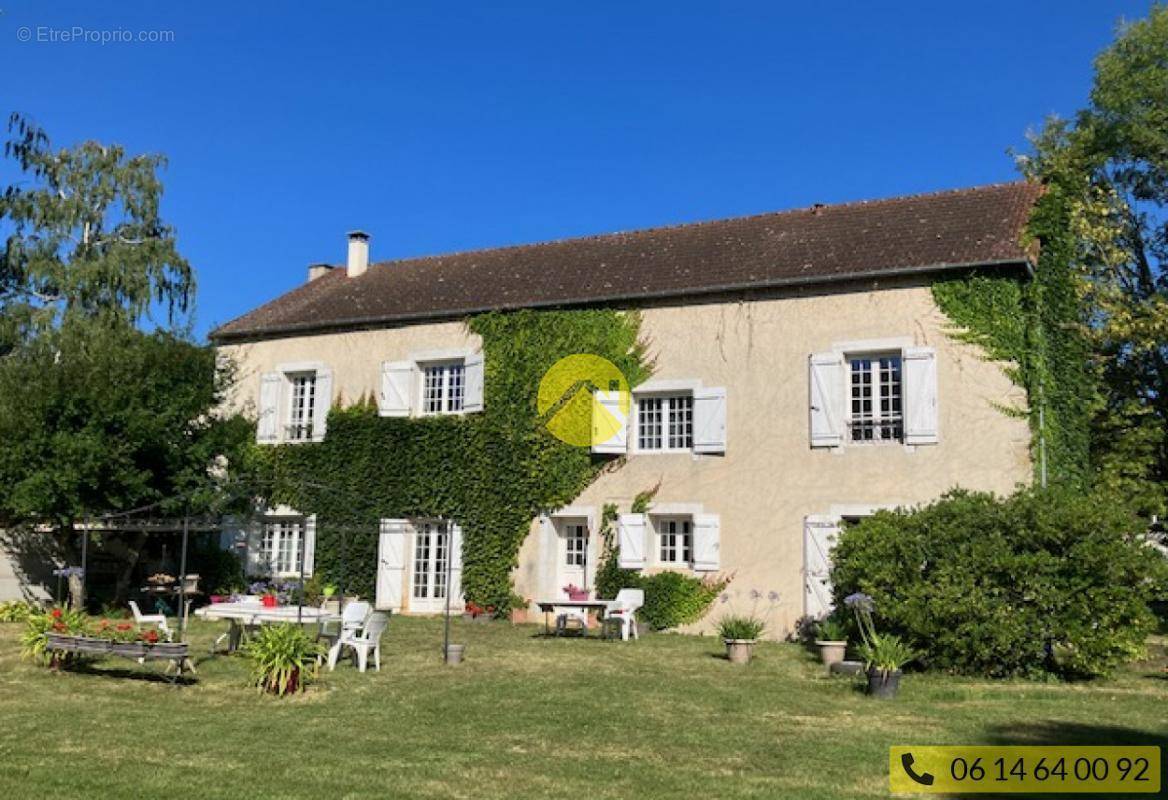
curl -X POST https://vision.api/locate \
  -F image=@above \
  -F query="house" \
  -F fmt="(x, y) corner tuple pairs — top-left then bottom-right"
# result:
(210, 182), (1040, 636)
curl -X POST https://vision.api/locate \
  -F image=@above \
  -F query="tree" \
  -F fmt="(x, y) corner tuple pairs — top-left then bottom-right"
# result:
(0, 116), (250, 605)
(1023, 7), (1168, 515)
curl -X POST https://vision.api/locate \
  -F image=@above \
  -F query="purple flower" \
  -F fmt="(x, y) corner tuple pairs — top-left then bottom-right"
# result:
(768, 591), (780, 602)
(719, 593), (730, 604)
(844, 592), (874, 612)
(749, 589), (762, 600)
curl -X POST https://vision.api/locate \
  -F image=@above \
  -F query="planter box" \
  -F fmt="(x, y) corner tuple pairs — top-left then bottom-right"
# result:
(814, 639), (847, 668)
(724, 638), (757, 665)
(110, 641), (146, 659)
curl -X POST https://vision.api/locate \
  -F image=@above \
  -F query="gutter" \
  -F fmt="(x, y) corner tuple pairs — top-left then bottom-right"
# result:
(210, 257), (1034, 344)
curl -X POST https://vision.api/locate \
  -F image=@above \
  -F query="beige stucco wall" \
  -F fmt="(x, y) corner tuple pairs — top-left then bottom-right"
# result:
(219, 277), (1031, 636)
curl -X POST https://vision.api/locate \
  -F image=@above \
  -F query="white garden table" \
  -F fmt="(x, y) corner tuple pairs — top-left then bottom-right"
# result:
(536, 599), (611, 637)
(195, 602), (338, 653)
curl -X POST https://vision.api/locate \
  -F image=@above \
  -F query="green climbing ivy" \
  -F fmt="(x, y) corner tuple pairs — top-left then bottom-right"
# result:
(253, 309), (651, 611)
(931, 187), (1093, 488)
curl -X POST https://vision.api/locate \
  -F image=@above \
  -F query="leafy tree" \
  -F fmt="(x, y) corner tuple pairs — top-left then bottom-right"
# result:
(1022, 7), (1168, 514)
(0, 116), (249, 605)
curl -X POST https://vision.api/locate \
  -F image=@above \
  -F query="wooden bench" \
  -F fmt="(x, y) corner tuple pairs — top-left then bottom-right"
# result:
(45, 633), (196, 682)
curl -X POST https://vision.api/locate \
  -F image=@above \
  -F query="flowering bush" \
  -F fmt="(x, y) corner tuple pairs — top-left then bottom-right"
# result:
(0, 599), (38, 623)
(21, 607), (168, 664)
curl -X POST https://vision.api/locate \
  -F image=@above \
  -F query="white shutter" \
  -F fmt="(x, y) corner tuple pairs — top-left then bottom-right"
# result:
(312, 369), (333, 441)
(591, 390), (628, 454)
(376, 519), (408, 610)
(448, 522), (464, 610)
(903, 346), (939, 445)
(803, 515), (841, 619)
(538, 514), (558, 599)
(301, 515), (316, 577)
(379, 361), (414, 417)
(617, 513), (646, 569)
(692, 387), (727, 454)
(809, 352), (845, 448)
(245, 519), (264, 576)
(257, 372), (282, 443)
(692, 513), (721, 571)
(463, 353), (485, 413)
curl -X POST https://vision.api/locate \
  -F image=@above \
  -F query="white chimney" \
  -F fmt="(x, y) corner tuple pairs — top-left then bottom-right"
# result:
(347, 230), (370, 277)
(307, 262), (333, 282)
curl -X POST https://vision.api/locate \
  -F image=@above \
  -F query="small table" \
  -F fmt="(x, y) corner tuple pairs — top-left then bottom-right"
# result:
(195, 603), (338, 653)
(536, 599), (611, 637)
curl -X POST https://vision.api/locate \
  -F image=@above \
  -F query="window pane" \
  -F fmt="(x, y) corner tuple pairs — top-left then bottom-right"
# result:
(639, 397), (663, 450)
(447, 365), (465, 412)
(668, 395), (693, 449)
(424, 367), (445, 414)
(288, 373), (316, 441)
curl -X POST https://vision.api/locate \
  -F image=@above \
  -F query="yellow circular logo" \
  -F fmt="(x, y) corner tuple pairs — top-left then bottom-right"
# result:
(537, 354), (630, 447)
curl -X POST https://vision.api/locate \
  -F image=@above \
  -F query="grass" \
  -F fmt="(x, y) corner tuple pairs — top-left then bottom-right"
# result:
(0, 617), (1165, 799)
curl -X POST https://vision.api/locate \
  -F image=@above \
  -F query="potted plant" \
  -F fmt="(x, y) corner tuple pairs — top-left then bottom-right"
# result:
(563, 584), (589, 601)
(509, 594), (530, 625)
(717, 614), (765, 664)
(813, 616), (848, 668)
(845, 592), (919, 699)
(444, 643), (465, 665)
(245, 622), (324, 696)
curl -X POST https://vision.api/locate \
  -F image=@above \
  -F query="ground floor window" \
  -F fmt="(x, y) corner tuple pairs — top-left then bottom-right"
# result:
(412, 520), (450, 601)
(657, 517), (693, 566)
(261, 518), (304, 575)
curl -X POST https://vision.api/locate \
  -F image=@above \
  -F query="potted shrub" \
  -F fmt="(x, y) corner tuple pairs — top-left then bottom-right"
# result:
(245, 622), (324, 696)
(845, 592), (919, 699)
(717, 614), (765, 664)
(813, 616), (848, 668)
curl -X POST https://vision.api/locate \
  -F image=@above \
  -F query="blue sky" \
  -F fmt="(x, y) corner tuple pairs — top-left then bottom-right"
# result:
(0, 1), (1151, 339)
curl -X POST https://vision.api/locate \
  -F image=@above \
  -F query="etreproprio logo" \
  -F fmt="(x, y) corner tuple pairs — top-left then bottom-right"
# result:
(537, 354), (629, 448)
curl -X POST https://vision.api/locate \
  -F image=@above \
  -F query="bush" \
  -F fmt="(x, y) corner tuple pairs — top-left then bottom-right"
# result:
(0, 599), (38, 623)
(245, 623), (324, 696)
(596, 557), (727, 630)
(716, 614), (765, 641)
(831, 488), (1167, 679)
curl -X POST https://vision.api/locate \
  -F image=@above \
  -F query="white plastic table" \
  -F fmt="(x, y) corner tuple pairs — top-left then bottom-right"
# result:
(195, 602), (338, 653)
(535, 599), (611, 636)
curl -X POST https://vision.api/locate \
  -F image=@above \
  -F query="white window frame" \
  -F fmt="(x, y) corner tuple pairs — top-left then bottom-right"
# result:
(634, 393), (694, 453)
(562, 521), (588, 568)
(260, 516), (305, 577)
(419, 360), (466, 416)
(655, 516), (694, 567)
(845, 351), (904, 445)
(285, 371), (318, 442)
(411, 518), (451, 603)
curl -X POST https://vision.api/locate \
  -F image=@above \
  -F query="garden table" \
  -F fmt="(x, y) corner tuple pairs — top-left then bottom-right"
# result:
(535, 599), (610, 637)
(195, 602), (338, 653)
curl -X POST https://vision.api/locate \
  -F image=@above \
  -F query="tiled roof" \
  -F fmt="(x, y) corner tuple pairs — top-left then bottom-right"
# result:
(211, 181), (1042, 341)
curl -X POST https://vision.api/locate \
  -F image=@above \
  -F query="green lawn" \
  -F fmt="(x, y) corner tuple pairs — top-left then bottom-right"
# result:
(0, 617), (1164, 799)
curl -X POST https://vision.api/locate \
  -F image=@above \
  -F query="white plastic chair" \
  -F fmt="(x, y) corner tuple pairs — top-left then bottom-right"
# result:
(328, 611), (390, 673)
(129, 600), (172, 640)
(318, 601), (371, 659)
(604, 588), (644, 641)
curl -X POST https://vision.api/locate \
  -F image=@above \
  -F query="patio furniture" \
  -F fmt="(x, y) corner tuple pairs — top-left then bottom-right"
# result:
(194, 602), (339, 654)
(603, 588), (644, 641)
(316, 600), (371, 657)
(535, 599), (610, 637)
(129, 600), (172, 641)
(45, 632), (194, 683)
(328, 611), (390, 673)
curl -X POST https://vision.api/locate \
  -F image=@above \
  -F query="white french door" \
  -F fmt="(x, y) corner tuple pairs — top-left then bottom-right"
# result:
(410, 520), (464, 613)
(556, 520), (590, 597)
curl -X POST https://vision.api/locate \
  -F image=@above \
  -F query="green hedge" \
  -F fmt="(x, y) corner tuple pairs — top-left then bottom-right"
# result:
(830, 488), (1166, 679)
(252, 309), (650, 611)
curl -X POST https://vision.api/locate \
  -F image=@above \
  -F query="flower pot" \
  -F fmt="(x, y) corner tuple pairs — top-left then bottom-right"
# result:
(566, 591), (589, 601)
(261, 595), (278, 608)
(444, 644), (465, 665)
(866, 667), (902, 699)
(210, 595), (226, 604)
(510, 607), (529, 625)
(724, 638), (757, 665)
(815, 639), (847, 668)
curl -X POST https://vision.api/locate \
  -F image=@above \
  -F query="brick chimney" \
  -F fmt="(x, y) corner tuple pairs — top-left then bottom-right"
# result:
(347, 230), (370, 277)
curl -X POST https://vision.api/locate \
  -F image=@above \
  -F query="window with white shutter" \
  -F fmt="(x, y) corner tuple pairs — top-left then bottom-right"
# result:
(257, 363), (332, 444)
(630, 384), (727, 454)
(592, 390), (629, 454)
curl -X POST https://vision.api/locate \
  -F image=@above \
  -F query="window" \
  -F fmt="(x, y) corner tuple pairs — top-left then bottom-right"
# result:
(261, 518), (304, 575)
(848, 355), (903, 443)
(412, 520), (450, 600)
(422, 362), (466, 415)
(564, 523), (587, 567)
(657, 518), (693, 565)
(286, 372), (317, 441)
(637, 394), (694, 451)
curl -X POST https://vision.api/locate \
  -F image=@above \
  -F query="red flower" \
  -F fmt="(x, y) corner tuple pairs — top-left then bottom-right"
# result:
(50, 608), (62, 619)
(116, 622), (133, 631)
(141, 630), (159, 644)
(51, 621), (66, 631)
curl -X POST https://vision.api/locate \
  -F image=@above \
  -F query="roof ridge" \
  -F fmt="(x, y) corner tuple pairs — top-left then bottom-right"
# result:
(362, 180), (1038, 271)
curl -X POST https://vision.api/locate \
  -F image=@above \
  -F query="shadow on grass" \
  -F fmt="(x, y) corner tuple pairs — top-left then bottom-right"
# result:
(58, 661), (196, 686)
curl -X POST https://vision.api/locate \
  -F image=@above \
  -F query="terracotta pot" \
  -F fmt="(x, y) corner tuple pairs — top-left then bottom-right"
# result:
(724, 638), (757, 665)
(815, 640), (847, 667)
(510, 608), (528, 625)
(866, 667), (902, 699)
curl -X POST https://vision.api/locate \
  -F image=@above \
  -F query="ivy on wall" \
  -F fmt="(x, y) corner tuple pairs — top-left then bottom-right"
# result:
(254, 309), (651, 610)
(931, 186), (1093, 488)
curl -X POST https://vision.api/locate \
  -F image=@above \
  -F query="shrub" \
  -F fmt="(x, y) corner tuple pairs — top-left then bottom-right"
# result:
(0, 599), (38, 623)
(245, 623), (324, 696)
(815, 617), (848, 642)
(596, 558), (727, 631)
(21, 606), (87, 664)
(831, 488), (1168, 679)
(857, 634), (918, 675)
(716, 614), (765, 641)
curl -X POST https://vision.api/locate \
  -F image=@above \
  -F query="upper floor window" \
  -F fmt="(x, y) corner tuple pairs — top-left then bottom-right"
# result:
(287, 372), (318, 442)
(848, 355), (903, 444)
(636, 394), (694, 451)
(422, 361), (466, 415)
(563, 522), (587, 567)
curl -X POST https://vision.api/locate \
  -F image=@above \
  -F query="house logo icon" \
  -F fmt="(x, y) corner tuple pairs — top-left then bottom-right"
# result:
(537, 354), (630, 447)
